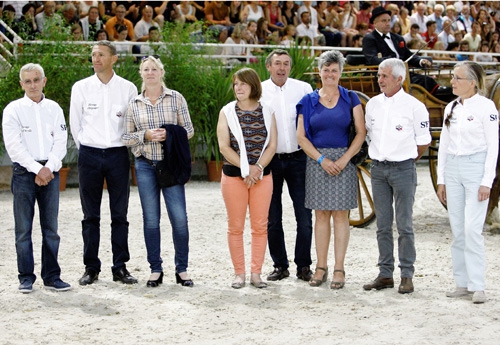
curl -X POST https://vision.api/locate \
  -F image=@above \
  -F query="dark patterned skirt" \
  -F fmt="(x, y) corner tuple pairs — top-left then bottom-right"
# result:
(305, 147), (358, 210)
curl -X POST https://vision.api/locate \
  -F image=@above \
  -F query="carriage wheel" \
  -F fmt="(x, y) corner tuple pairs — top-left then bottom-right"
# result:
(348, 91), (376, 227)
(349, 162), (376, 227)
(428, 130), (447, 208)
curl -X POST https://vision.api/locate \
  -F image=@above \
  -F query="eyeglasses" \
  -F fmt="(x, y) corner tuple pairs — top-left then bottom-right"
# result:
(451, 74), (469, 81)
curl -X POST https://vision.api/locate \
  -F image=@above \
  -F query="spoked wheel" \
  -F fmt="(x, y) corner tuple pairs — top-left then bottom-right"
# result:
(428, 129), (446, 208)
(349, 162), (376, 228)
(348, 91), (376, 228)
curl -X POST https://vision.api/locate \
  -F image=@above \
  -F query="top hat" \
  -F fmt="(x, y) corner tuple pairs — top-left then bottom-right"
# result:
(370, 6), (392, 24)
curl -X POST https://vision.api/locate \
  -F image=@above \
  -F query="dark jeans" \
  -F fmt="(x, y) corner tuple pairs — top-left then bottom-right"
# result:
(267, 151), (312, 271)
(78, 145), (131, 274)
(135, 157), (190, 274)
(371, 159), (417, 279)
(11, 163), (61, 284)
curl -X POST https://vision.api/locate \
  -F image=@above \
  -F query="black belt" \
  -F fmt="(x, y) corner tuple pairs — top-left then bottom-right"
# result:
(37, 160), (48, 166)
(223, 164), (271, 177)
(372, 158), (414, 166)
(275, 150), (304, 160)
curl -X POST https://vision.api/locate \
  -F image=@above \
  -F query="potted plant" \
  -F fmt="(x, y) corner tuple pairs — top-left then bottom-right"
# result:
(59, 132), (78, 191)
(198, 68), (235, 181)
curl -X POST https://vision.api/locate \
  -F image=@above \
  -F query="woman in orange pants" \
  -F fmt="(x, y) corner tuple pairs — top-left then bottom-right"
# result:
(217, 68), (277, 289)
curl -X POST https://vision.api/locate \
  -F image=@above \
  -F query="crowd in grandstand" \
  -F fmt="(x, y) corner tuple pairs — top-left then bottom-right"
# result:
(1, 1), (500, 62)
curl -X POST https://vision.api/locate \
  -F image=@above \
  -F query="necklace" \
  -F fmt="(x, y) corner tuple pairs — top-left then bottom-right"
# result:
(322, 91), (337, 102)
(146, 92), (161, 102)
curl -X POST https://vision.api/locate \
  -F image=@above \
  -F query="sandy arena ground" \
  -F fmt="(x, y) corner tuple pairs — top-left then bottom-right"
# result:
(0, 164), (499, 345)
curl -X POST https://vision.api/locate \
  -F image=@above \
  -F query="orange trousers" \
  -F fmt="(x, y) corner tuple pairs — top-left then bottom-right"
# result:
(221, 173), (273, 275)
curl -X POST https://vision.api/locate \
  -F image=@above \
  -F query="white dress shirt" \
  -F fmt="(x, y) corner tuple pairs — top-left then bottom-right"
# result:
(437, 94), (499, 187)
(3, 94), (67, 174)
(376, 29), (399, 58)
(365, 88), (431, 162)
(70, 73), (138, 149)
(261, 77), (313, 154)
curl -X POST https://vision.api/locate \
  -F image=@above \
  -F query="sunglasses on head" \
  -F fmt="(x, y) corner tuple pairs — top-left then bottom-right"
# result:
(142, 54), (160, 61)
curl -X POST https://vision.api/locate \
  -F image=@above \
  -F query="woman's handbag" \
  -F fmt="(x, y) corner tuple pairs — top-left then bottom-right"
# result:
(347, 91), (369, 165)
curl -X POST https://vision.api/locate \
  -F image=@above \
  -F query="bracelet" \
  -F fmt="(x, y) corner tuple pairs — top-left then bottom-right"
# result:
(317, 155), (325, 164)
(255, 163), (264, 171)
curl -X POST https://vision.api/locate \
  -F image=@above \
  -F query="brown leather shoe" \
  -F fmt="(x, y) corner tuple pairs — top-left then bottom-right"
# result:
(398, 277), (414, 294)
(363, 276), (394, 291)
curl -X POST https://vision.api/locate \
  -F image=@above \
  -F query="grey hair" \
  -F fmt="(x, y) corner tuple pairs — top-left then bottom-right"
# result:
(139, 56), (167, 92)
(454, 61), (486, 96)
(434, 4), (444, 12)
(379, 58), (406, 84)
(94, 40), (117, 56)
(19, 63), (45, 80)
(62, 3), (76, 11)
(317, 50), (345, 72)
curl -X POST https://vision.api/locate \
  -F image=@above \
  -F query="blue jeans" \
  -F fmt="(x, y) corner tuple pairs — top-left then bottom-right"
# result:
(267, 152), (312, 271)
(135, 157), (190, 273)
(11, 163), (61, 284)
(78, 145), (131, 274)
(371, 159), (417, 279)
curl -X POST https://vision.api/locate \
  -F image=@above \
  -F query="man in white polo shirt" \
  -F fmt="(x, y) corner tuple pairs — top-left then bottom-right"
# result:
(70, 40), (138, 286)
(363, 58), (431, 295)
(3, 63), (70, 293)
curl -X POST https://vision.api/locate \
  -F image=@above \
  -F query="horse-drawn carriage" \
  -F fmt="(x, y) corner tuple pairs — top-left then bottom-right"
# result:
(313, 59), (500, 227)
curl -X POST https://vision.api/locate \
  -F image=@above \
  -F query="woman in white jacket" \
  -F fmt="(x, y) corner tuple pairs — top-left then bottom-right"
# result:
(437, 61), (499, 304)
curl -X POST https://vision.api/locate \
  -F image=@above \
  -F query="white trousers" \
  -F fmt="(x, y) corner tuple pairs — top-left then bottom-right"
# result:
(444, 152), (488, 291)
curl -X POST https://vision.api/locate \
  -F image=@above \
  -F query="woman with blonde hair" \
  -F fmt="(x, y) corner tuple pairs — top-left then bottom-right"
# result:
(122, 56), (194, 288)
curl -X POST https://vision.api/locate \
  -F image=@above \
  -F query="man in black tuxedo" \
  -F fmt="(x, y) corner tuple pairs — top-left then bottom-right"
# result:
(362, 6), (452, 100)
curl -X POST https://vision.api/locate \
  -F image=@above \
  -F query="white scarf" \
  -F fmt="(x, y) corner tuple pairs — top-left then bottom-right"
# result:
(222, 100), (273, 178)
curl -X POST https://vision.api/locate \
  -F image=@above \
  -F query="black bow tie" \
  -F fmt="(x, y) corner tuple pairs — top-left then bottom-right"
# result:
(382, 34), (390, 40)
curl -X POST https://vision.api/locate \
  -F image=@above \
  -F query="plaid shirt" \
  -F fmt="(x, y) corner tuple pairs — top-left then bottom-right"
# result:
(122, 87), (194, 161)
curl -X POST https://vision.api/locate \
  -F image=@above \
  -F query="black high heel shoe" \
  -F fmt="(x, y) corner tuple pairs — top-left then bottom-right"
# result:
(146, 272), (163, 287)
(175, 273), (194, 287)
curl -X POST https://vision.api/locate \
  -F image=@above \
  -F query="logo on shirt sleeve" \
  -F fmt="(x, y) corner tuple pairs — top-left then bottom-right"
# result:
(490, 114), (498, 121)
(395, 124), (403, 131)
(467, 115), (474, 121)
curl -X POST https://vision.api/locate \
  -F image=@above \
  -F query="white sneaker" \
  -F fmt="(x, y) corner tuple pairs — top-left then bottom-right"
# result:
(446, 287), (471, 298)
(472, 291), (487, 304)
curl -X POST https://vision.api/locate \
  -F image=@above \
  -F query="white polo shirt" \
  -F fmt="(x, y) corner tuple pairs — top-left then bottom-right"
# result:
(70, 72), (138, 149)
(261, 77), (313, 154)
(365, 88), (431, 162)
(3, 94), (67, 174)
(437, 94), (499, 187)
